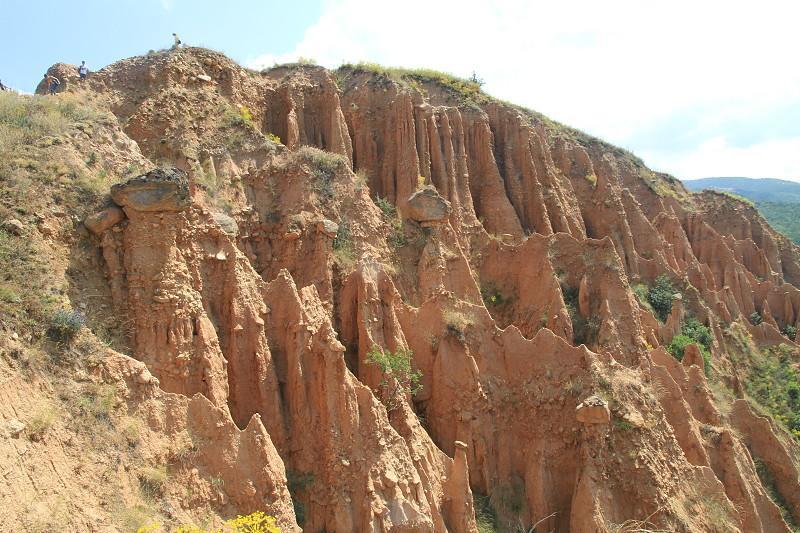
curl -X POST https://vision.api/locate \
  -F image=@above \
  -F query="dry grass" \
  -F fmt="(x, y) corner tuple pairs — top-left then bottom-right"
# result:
(444, 308), (475, 339)
(27, 402), (57, 441)
(138, 465), (168, 500)
(0, 92), (110, 150)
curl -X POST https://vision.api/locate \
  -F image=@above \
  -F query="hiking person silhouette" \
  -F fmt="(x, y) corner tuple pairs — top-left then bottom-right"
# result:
(45, 74), (60, 95)
(78, 61), (89, 81)
(0, 79), (7, 91)
(172, 33), (182, 49)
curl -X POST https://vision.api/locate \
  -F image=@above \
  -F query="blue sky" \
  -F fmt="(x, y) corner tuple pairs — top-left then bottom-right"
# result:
(3, 0), (799, 182)
(1, 0), (322, 92)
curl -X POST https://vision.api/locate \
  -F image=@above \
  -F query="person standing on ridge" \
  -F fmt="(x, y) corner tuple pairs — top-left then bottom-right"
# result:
(0, 80), (7, 91)
(44, 74), (60, 95)
(78, 61), (89, 81)
(172, 33), (182, 49)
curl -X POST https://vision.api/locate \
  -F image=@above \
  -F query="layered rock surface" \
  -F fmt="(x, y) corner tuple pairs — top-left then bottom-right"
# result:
(16, 48), (800, 531)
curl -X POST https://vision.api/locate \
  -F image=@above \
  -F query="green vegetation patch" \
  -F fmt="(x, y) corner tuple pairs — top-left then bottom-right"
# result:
(757, 201), (800, 244)
(366, 344), (422, 411)
(645, 274), (675, 322)
(745, 344), (800, 440)
(632, 282), (654, 314)
(667, 317), (712, 375)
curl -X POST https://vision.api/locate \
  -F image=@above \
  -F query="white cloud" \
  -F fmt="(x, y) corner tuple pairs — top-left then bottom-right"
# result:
(247, 0), (800, 181)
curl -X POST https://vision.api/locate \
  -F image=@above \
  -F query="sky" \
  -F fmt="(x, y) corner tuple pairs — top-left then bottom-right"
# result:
(3, 0), (799, 182)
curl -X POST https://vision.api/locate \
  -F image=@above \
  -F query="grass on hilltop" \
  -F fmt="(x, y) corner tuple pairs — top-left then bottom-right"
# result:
(0, 91), (119, 340)
(338, 62), (486, 105)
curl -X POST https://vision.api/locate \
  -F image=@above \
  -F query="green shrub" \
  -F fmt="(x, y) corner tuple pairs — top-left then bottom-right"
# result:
(781, 324), (796, 341)
(682, 317), (712, 350)
(613, 419), (634, 431)
(667, 317), (713, 374)
(354, 169), (369, 192)
(366, 345), (422, 411)
(647, 274), (675, 321)
(749, 311), (763, 326)
(222, 104), (253, 128)
(667, 334), (694, 362)
(265, 132), (281, 144)
(47, 309), (86, 343)
(72, 383), (119, 422)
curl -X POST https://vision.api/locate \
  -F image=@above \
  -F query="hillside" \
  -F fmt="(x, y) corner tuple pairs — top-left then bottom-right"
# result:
(683, 177), (800, 203)
(1, 47), (800, 532)
(684, 178), (800, 244)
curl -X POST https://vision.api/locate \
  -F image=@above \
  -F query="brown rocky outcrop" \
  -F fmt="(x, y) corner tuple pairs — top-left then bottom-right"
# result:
(111, 167), (191, 212)
(84, 206), (126, 235)
(408, 186), (452, 225)
(575, 395), (610, 424)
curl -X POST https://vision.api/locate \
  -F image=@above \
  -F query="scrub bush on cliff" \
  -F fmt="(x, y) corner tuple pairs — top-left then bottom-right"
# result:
(647, 274), (675, 321)
(366, 345), (422, 411)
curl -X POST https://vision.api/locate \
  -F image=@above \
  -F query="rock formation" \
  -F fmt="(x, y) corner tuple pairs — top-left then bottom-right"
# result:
(2, 47), (799, 531)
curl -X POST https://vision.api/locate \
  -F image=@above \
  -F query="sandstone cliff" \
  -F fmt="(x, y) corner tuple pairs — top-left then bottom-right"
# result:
(2, 47), (799, 531)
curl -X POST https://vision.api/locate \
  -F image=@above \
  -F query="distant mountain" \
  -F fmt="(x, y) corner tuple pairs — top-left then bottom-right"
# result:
(683, 177), (800, 203)
(682, 177), (800, 244)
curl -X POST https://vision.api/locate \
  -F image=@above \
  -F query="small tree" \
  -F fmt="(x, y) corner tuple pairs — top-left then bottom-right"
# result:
(366, 345), (422, 411)
(647, 274), (675, 322)
(749, 311), (763, 326)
